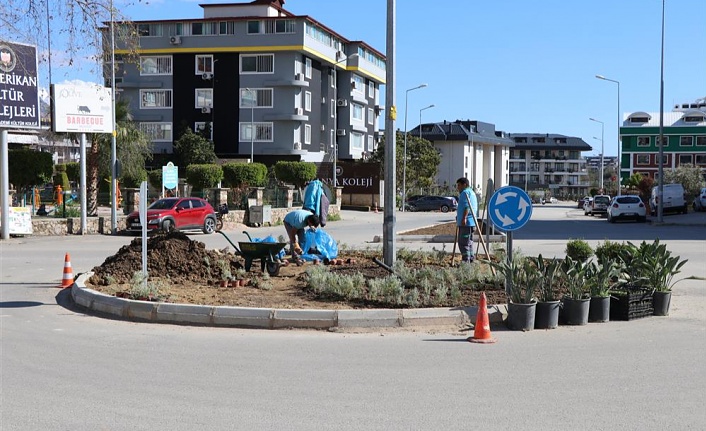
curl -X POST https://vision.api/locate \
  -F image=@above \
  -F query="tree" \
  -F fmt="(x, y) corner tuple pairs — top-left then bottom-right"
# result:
(664, 164), (706, 198)
(273, 161), (317, 191)
(8, 149), (53, 197)
(371, 131), (441, 195)
(86, 99), (152, 215)
(173, 129), (217, 168)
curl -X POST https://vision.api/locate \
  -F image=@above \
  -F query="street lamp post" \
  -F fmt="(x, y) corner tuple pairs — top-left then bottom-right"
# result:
(657, 0), (666, 223)
(595, 74), (621, 195)
(419, 104), (435, 138)
(245, 88), (255, 163)
(402, 83), (427, 211)
(109, 0), (118, 233)
(331, 54), (358, 186)
(589, 117), (605, 191)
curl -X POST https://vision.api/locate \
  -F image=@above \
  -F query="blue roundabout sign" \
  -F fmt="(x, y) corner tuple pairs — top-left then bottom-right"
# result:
(488, 186), (533, 231)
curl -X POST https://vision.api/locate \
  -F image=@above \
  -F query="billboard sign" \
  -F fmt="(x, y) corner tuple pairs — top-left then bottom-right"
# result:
(0, 40), (40, 128)
(51, 83), (114, 133)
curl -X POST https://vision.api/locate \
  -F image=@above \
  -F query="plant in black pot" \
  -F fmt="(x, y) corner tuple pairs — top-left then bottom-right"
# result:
(490, 255), (538, 331)
(531, 254), (562, 329)
(585, 258), (622, 323)
(610, 241), (653, 321)
(638, 239), (688, 316)
(559, 256), (591, 325)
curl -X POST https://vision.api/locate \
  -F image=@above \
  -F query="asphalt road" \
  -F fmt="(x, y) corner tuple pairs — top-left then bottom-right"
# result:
(1, 205), (705, 430)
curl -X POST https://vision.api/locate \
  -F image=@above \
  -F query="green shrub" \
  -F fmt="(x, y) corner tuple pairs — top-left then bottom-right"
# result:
(273, 161), (317, 189)
(595, 240), (629, 264)
(63, 162), (80, 184)
(565, 238), (593, 262)
(121, 168), (148, 188)
(222, 162), (268, 188)
(185, 164), (223, 191)
(147, 169), (163, 190)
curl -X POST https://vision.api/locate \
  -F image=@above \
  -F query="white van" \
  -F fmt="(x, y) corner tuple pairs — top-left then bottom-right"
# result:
(650, 183), (687, 216)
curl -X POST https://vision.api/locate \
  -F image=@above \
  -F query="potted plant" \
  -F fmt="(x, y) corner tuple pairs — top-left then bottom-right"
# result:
(490, 255), (538, 331)
(531, 254), (562, 329)
(610, 242), (653, 321)
(559, 256), (591, 325)
(638, 239), (688, 316)
(217, 258), (232, 287)
(585, 258), (621, 323)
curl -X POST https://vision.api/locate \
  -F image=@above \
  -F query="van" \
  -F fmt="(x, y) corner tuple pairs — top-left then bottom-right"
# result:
(650, 183), (687, 216)
(587, 194), (611, 216)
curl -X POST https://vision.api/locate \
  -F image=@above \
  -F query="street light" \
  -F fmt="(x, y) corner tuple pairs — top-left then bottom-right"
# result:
(332, 53), (358, 186)
(595, 74), (621, 195)
(657, 0), (666, 223)
(589, 117), (605, 191)
(109, 0), (118, 233)
(402, 83), (427, 211)
(245, 87), (255, 163)
(419, 104), (435, 138)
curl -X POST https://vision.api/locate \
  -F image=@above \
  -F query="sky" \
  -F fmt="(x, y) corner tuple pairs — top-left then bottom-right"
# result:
(33, 0), (706, 158)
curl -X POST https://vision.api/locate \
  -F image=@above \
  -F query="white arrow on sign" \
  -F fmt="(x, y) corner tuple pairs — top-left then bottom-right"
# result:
(495, 190), (517, 205)
(516, 196), (531, 221)
(493, 209), (514, 226)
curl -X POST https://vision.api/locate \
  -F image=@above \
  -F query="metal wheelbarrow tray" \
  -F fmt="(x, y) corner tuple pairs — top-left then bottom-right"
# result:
(217, 231), (287, 276)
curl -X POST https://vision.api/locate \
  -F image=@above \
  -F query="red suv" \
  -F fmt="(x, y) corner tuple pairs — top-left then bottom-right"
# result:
(126, 197), (217, 234)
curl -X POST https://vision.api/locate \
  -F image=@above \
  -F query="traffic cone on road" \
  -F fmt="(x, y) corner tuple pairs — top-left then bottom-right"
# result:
(59, 253), (74, 289)
(468, 292), (496, 344)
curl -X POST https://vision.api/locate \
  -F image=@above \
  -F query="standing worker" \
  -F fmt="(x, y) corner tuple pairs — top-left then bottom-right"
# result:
(283, 209), (320, 258)
(455, 177), (479, 264)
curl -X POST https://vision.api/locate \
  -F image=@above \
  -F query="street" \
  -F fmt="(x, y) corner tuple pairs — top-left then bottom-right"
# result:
(1, 204), (705, 430)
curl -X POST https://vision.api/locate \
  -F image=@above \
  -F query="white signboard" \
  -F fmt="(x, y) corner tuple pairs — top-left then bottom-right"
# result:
(51, 83), (114, 133)
(7, 207), (33, 235)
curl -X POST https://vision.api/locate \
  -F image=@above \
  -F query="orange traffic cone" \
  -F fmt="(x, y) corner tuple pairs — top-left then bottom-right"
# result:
(468, 292), (496, 344)
(59, 253), (74, 289)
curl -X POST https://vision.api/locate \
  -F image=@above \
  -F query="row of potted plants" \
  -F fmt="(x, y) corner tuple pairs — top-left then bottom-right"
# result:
(490, 239), (689, 331)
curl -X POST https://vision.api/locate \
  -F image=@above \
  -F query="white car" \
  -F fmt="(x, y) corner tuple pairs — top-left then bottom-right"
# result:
(692, 187), (706, 212)
(607, 195), (647, 223)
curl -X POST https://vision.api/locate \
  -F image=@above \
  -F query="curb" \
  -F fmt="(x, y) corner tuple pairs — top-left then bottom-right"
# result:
(374, 234), (506, 243)
(71, 273), (507, 330)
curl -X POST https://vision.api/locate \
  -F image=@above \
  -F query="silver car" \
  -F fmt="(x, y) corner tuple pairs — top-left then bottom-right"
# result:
(692, 187), (706, 212)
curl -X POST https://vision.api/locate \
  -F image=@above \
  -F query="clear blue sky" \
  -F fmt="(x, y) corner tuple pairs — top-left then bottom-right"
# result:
(56, 0), (706, 158)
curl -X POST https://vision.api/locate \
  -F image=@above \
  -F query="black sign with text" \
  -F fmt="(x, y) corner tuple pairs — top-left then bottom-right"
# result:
(316, 162), (381, 194)
(0, 40), (40, 128)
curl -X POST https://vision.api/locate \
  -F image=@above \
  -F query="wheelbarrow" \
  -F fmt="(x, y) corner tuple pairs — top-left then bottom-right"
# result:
(216, 231), (287, 276)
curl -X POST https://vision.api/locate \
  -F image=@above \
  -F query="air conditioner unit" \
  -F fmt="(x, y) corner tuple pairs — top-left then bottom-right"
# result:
(201, 72), (213, 80)
(336, 99), (348, 107)
(295, 108), (303, 116)
(169, 36), (181, 45)
(336, 129), (346, 136)
(295, 73), (304, 81)
(201, 107), (211, 114)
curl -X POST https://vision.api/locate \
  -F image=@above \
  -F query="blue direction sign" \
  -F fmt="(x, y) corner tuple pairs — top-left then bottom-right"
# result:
(162, 162), (178, 190)
(488, 186), (533, 231)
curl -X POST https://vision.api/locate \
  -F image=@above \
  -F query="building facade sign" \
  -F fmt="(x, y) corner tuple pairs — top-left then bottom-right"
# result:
(317, 162), (381, 194)
(0, 40), (40, 128)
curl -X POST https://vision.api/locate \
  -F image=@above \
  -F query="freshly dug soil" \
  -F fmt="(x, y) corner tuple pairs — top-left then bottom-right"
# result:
(86, 229), (506, 309)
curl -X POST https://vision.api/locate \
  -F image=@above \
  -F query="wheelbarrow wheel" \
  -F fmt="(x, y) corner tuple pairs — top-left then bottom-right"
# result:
(244, 258), (253, 272)
(265, 261), (281, 277)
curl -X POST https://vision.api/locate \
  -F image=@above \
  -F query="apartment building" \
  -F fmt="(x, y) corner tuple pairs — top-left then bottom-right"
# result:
(620, 98), (706, 182)
(414, 120), (513, 195)
(507, 133), (592, 196)
(105, 0), (385, 165)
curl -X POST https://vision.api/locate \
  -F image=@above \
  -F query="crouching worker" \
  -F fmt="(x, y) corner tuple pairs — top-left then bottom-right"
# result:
(283, 209), (320, 258)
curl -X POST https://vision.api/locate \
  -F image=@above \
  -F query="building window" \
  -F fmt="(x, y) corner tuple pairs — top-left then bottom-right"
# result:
(304, 125), (311, 144)
(194, 122), (213, 140)
(696, 154), (706, 164)
(656, 136), (668, 146)
(636, 154), (650, 165)
(351, 75), (364, 94)
(679, 154), (693, 165)
(304, 91), (312, 111)
(140, 90), (172, 109)
(352, 103), (364, 121)
(368, 81), (374, 98)
(191, 22), (217, 35)
(248, 19), (295, 34)
(637, 136), (650, 147)
(239, 122), (274, 142)
(331, 100), (335, 118)
(696, 136), (706, 146)
(304, 58), (312, 79)
(240, 88), (273, 108)
(219, 21), (236, 35)
(139, 122), (172, 141)
(367, 135), (374, 151)
(367, 108), (374, 125)
(195, 55), (213, 74)
(240, 54), (274, 74)
(680, 136), (694, 146)
(351, 131), (364, 150)
(195, 89), (213, 108)
(140, 56), (172, 75)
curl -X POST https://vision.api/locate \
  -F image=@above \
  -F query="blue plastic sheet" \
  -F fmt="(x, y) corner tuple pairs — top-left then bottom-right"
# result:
(299, 228), (338, 261)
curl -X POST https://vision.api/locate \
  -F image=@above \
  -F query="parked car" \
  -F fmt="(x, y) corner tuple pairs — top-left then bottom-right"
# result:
(607, 195), (647, 223)
(404, 195), (457, 213)
(692, 187), (706, 212)
(650, 183), (687, 215)
(126, 197), (217, 234)
(586, 194), (611, 217)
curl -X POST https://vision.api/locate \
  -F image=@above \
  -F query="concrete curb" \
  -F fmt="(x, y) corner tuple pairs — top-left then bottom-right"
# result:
(374, 234), (506, 243)
(72, 273), (507, 330)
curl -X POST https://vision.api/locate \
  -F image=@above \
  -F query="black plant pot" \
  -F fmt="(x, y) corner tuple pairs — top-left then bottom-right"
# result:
(561, 297), (590, 326)
(589, 296), (611, 323)
(507, 302), (536, 331)
(653, 291), (672, 316)
(535, 301), (560, 329)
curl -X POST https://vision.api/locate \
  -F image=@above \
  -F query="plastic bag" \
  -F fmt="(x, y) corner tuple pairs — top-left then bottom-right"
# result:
(299, 228), (338, 261)
(251, 235), (286, 259)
